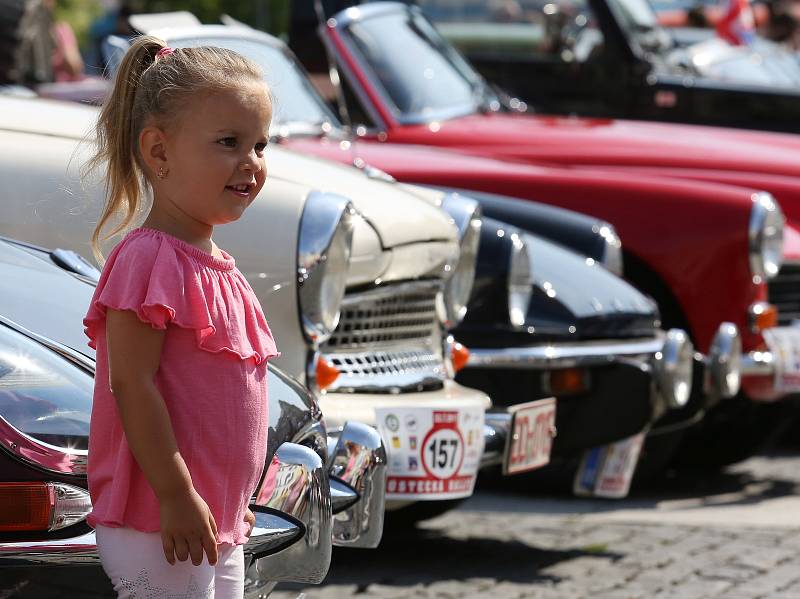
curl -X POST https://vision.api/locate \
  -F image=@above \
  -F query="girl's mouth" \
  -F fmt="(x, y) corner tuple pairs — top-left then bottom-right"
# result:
(226, 183), (252, 198)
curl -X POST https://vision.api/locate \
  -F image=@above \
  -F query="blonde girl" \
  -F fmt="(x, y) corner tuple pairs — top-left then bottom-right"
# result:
(82, 35), (278, 598)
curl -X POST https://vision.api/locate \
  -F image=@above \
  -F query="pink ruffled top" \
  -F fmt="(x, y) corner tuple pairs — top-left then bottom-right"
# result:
(83, 227), (279, 545)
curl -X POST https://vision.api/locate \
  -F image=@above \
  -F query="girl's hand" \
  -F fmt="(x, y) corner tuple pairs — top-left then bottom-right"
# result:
(244, 508), (256, 538)
(159, 488), (219, 566)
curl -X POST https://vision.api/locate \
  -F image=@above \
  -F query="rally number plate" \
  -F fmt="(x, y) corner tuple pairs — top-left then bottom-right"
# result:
(763, 326), (800, 393)
(503, 398), (557, 475)
(573, 432), (645, 499)
(375, 406), (485, 500)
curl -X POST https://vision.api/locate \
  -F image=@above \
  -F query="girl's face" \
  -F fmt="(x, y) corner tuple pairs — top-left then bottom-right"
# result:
(159, 81), (272, 227)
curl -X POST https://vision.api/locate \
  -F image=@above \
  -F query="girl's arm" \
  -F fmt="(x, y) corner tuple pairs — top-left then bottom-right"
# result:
(105, 308), (219, 567)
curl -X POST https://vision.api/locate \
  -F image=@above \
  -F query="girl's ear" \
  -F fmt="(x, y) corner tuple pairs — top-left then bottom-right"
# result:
(139, 125), (169, 179)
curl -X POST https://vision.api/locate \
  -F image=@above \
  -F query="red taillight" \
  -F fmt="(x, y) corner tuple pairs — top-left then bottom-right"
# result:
(0, 482), (54, 532)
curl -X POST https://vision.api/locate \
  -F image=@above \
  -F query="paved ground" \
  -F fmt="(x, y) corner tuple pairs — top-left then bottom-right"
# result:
(274, 451), (800, 599)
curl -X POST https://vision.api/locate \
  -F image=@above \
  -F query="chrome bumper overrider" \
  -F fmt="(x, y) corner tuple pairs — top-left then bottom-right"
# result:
(466, 323), (742, 406)
(326, 421), (387, 548)
(481, 411), (512, 469)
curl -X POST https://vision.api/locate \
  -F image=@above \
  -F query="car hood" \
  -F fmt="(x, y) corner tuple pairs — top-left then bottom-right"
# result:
(0, 239), (94, 357)
(526, 233), (658, 339)
(396, 112), (800, 221)
(268, 146), (457, 249)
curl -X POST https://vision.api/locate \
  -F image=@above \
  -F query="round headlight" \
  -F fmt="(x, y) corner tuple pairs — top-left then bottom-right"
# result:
(440, 193), (482, 325)
(444, 215), (481, 324)
(297, 192), (355, 345)
(508, 233), (533, 328)
(749, 192), (784, 281)
(655, 328), (694, 409)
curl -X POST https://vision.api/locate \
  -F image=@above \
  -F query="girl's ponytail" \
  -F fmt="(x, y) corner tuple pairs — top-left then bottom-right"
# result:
(89, 36), (166, 263)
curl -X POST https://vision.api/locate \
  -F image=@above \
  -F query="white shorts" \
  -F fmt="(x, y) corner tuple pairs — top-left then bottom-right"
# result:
(95, 525), (245, 598)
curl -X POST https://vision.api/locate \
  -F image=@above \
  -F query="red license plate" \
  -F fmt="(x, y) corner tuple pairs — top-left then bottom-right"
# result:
(503, 398), (557, 475)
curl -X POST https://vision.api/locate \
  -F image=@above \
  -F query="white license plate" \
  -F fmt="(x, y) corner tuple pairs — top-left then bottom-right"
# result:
(573, 432), (645, 499)
(763, 326), (800, 392)
(503, 398), (557, 475)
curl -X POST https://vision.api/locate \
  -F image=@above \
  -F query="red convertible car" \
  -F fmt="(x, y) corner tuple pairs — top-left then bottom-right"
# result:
(129, 12), (799, 465)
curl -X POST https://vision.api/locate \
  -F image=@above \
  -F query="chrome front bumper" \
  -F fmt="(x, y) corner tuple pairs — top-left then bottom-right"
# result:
(466, 324), (742, 407)
(741, 350), (775, 376)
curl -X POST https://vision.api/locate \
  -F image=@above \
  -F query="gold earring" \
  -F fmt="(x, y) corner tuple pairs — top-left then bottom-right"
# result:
(157, 166), (169, 180)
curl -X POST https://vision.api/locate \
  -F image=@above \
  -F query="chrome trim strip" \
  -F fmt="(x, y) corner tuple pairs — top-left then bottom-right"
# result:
(249, 442), (332, 587)
(741, 350), (775, 376)
(0, 531), (98, 565)
(466, 335), (665, 370)
(0, 314), (95, 374)
(328, 422), (386, 549)
(0, 415), (88, 476)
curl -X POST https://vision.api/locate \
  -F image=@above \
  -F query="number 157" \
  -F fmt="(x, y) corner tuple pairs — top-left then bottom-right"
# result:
(428, 438), (458, 468)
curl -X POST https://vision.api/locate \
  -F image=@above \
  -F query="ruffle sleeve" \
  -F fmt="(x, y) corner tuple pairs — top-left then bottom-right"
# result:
(83, 229), (279, 365)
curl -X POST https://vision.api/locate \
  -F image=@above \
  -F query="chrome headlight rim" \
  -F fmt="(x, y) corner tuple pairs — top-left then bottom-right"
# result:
(749, 192), (785, 281)
(440, 193), (482, 326)
(297, 191), (355, 346)
(595, 222), (624, 277)
(655, 328), (694, 409)
(507, 232), (533, 329)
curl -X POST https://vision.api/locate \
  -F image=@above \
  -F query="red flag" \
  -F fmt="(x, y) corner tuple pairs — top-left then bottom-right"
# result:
(716, 0), (756, 45)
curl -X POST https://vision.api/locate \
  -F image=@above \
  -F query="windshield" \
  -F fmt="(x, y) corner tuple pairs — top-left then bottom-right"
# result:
(342, 10), (494, 123)
(170, 36), (340, 131)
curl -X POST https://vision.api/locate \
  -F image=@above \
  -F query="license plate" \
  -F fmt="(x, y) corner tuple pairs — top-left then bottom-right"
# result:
(762, 326), (800, 392)
(375, 406), (485, 500)
(573, 432), (645, 499)
(503, 398), (557, 475)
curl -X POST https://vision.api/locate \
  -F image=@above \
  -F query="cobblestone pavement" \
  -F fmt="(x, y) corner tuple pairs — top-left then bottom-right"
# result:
(274, 452), (800, 599)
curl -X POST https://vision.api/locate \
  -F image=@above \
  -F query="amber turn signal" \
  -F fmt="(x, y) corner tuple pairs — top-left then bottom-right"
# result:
(316, 356), (341, 390)
(0, 482), (53, 532)
(749, 302), (778, 333)
(548, 368), (587, 396)
(451, 342), (470, 372)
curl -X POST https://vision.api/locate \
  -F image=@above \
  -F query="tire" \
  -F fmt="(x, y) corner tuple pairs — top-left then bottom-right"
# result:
(383, 498), (467, 528)
(670, 393), (800, 469)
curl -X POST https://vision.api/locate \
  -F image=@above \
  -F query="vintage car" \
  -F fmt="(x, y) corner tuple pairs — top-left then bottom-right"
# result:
(0, 234), (390, 596)
(123, 18), (780, 467)
(112, 20), (732, 501)
(393, 0), (800, 134)
(0, 93), (556, 519)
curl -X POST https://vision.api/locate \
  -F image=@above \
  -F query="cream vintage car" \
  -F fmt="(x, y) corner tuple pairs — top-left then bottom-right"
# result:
(0, 93), (520, 521)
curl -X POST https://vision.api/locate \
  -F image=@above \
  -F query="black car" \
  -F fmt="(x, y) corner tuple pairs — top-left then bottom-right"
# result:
(0, 236), (387, 597)
(401, 0), (800, 133)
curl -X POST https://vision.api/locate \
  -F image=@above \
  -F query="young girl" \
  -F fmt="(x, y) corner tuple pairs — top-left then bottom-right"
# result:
(82, 35), (278, 598)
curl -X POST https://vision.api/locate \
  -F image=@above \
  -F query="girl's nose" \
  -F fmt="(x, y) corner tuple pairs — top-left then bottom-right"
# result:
(240, 154), (262, 172)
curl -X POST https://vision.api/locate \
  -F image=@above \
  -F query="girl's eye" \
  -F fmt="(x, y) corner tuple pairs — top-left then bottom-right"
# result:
(218, 137), (237, 148)
(254, 142), (267, 154)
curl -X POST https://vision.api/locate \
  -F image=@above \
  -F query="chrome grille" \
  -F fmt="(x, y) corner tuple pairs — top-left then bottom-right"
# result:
(769, 263), (800, 326)
(321, 281), (446, 393)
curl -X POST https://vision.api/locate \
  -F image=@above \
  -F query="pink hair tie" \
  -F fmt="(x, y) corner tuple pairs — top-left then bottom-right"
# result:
(155, 47), (175, 60)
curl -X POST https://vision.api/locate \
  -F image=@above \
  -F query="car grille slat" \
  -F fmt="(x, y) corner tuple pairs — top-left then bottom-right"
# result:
(321, 281), (446, 393)
(769, 263), (800, 326)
